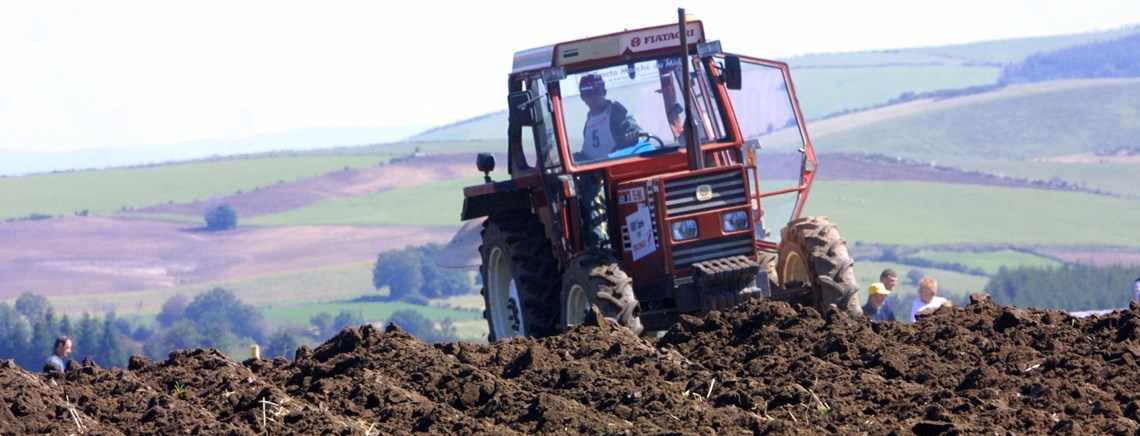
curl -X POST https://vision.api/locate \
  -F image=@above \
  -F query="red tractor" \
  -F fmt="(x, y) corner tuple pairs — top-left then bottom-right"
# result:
(456, 13), (861, 340)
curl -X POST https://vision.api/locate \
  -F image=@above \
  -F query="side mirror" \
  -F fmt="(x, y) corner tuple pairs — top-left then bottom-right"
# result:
(476, 153), (495, 183)
(723, 55), (741, 90)
(508, 90), (540, 126)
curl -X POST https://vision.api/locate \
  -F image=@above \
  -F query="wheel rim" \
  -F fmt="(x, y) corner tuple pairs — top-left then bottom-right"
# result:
(781, 251), (811, 287)
(487, 246), (525, 338)
(563, 283), (589, 326)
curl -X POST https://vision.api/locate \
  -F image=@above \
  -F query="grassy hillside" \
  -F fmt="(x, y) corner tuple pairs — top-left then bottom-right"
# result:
(244, 175), (487, 227)
(933, 159), (1140, 198)
(813, 79), (1140, 160)
(792, 65), (999, 119)
(804, 180), (1140, 247)
(0, 154), (393, 221)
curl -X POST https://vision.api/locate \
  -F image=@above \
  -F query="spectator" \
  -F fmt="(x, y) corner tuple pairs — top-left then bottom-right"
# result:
(1133, 277), (1140, 302)
(909, 277), (951, 322)
(880, 269), (899, 292)
(44, 335), (72, 373)
(862, 282), (895, 321)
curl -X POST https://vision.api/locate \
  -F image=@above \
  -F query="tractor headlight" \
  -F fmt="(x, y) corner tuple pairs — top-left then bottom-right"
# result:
(721, 210), (749, 232)
(671, 219), (698, 241)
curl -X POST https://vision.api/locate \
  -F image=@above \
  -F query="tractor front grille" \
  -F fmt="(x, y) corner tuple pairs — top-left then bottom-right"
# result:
(672, 233), (755, 269)
(663, 168), (748, 217)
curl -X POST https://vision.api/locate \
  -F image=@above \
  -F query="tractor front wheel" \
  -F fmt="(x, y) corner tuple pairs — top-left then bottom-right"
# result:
(776, 216), (862, 318)
(560, 251), (644, 335)
(480, 213), (560, 341)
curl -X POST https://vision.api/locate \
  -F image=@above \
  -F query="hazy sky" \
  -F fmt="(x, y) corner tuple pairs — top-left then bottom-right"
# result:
(2, 0), (1139, 152)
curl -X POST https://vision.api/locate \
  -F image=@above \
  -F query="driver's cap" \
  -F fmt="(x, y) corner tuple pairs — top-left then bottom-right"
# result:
(579, 73), (605, 94)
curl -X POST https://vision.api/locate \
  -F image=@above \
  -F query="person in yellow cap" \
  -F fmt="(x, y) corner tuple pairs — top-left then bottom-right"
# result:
(862, 282), (895, 321)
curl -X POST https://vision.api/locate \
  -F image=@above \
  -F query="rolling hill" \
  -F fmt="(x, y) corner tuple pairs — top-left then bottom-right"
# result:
(3, 25), (1140, 333)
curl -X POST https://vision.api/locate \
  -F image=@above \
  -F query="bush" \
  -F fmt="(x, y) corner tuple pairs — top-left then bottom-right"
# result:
(205, 204), (237, 231)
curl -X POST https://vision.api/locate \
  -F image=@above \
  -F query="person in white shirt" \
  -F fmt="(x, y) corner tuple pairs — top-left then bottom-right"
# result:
(1133, 277), (1140, 303)
(909, 277), (951, 322)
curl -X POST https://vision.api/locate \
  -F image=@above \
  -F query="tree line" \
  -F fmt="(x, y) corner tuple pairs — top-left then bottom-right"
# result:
(984, 264), (1137, 311)
(1000, 33), (1140, 84)
(1, 287), (461, 371)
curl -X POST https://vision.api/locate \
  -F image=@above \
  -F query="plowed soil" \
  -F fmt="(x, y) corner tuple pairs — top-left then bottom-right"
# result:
(5, 295), (1140, 435)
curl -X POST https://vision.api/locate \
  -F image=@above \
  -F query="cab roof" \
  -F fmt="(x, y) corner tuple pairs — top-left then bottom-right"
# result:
(511, 21), (706, 74)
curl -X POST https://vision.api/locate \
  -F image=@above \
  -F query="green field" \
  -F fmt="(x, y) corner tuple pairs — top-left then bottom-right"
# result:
(262, 300), (481, 326)
(814, 79), (1140, 160)
(936, 159), (1140, 198)
(785, 28), (1140, 67)
(804, 180), (1140, 247)
(0, 154), (394, 220)
(901, 27), (1140, 65)
(43, 261), (380, 316)
(792, 65), (1000, 120)
(911, 250), (1065, 275)
(245, 175), (487, 227)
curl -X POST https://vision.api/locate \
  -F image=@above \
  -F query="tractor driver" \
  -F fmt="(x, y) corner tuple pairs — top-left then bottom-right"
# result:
(577, 73), (641, 161)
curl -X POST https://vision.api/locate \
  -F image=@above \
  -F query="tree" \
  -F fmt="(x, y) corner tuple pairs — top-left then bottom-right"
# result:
(266, 330), (300, 360)
(906, 269), (925, 286)
(332, 310), (364, 331)
(143, 319), (204, 359)
(420, 244), (475, 298)
(373, 244), (474, 302)
(98, 312), (129, 368)
(386, 309), (457, 344)
(205, 203), (238, 231)
(15, 292), (50, 319)
(182, 287), (266, 343)
(310, 312), (334, 338)
(373, 249), (425, 301)
(0, 303), (30, 365)
(157, 294), (189, 327)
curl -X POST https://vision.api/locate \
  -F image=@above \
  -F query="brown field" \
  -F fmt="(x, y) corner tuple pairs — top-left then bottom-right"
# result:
(0, 155), (476, 307)
(6, 297), (1140, 434)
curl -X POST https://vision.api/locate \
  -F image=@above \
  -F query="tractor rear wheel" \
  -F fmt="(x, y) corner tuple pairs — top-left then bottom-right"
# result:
(560, 251), (644, 335)
(480, 213), (560, 341)
(776, 216), (862, 318)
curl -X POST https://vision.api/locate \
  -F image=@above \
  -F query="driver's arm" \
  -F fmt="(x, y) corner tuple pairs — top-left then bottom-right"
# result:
(610, 102), (641, 147)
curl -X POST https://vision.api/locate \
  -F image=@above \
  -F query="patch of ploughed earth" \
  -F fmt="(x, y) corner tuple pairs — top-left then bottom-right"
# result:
(5, 295), (1140, 435)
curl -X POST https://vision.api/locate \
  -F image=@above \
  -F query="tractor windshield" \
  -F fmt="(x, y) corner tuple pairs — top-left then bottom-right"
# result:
(559, 56), (724, 166)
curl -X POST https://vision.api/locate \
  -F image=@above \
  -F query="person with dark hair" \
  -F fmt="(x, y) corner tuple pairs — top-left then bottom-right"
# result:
(45, 335), (72, 372)
(880, 269), (898, 292)
(577, 73), (641, 161)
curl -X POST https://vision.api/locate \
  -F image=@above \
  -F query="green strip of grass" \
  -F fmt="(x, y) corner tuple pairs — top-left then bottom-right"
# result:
(792, 65), (1000, 120)
(262, 301), (481, 325)
(0, 155), (392, 220)
(912, 250), (1064, 275)
(804, 180), (1140, 247)
(815, 79), (1140, 160)
(936, 158), (1140, 198)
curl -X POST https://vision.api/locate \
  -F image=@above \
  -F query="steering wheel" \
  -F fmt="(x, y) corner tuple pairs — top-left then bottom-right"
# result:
(637, 132), (665, 148)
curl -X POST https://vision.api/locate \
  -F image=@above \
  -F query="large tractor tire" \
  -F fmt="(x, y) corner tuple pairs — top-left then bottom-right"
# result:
(480, 213), (560, 341)
(560, 251), (644, 335)
(776, 216), (863, 318)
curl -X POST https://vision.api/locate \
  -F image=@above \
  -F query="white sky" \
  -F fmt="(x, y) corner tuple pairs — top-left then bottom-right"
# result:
(2, 0), (1138, 152)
